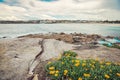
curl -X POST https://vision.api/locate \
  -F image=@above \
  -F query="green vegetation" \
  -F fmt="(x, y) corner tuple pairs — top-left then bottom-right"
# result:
(63, 51), (77, 57)
(103, 44), (120, 49)
(45, 51), (120, 80)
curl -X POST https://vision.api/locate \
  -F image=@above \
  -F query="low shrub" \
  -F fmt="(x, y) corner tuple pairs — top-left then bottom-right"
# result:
(63, 50), (77, 57)
(103, 44), (120, 49)
(45, 51), (120, 80)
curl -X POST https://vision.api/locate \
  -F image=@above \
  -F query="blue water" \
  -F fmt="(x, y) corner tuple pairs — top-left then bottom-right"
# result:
(0, 24), (120, 38)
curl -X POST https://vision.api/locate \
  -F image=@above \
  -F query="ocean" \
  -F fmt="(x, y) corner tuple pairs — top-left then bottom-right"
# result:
(0, 23), (120, 38)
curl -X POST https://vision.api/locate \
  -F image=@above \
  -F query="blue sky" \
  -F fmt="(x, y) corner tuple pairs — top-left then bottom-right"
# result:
(0, 0), (120, 20)
(0, 0), (4, 2)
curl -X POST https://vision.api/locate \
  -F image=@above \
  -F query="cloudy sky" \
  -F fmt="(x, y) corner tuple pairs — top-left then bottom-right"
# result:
(0, 0), (120, 20)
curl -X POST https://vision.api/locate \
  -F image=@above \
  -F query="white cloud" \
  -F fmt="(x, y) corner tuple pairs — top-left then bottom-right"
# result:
(0, 0), (120, 20)
(0, 16), (22, 20)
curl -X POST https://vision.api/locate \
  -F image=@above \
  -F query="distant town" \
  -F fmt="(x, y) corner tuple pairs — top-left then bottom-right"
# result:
(0, 20), (120, 24)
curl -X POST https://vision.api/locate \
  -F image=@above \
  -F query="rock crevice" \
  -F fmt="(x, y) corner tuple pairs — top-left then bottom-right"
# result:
(28, 39), (44, 75)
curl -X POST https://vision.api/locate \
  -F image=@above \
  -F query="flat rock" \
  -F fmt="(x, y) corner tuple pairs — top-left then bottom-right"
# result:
(40, 39), (74, 61)
(0, 37), (120, 80)
(74, 45), (120, 62)
(0, 38), (74, 80)
(0, 38), (42, 80)
(28, 39), (74, 75)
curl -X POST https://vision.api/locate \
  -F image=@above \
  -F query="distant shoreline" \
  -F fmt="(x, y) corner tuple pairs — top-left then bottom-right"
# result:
(0, 20), (120, 24)
(0, 23), (120, 24)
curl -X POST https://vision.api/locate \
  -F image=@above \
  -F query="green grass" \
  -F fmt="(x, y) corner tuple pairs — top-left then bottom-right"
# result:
(45, 51), (120, 80)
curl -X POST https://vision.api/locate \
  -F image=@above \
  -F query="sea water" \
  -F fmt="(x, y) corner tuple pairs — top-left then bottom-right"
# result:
(0, 23), (120, 38)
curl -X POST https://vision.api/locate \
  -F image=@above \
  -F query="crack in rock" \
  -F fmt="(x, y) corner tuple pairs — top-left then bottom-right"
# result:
(28, 39), (44, 75)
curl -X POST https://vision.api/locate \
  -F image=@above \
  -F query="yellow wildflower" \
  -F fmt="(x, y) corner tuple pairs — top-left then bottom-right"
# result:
(92, 61), (95, 64)
(65, 54), (67, 56)
(72, 60), (74, 63)
(54, 73), (58, 77)
(49, 71), (55, 74)
(75, 63), (80, 67)
(64, 70), (68, 75)
(91, 65), (95, 68)
(51, 57), (57, 60)
(94, 76), (97, 79)
(110, 70), (112, 72)
(64, 73), (67, 75)
(62, 62), (64, 64)
(91, 68), (93, 70)
(116, 73), (120, 77)
(83, 60), (86, 63)
(100, 61), (103, 64)
(49, 66), (55, 70)
(78, 77), (82, 80)
(82, 63), (86, 67)
(66, 55), (70, 57)
(64, 70), (68, 73)
(106, 62), (111, 65)
(105, 74), (110, 79)
(75, 60), (80, 63)
(67, 54), (70, 56)
(58, 53), (62, 57)
(55, 70), (59, 73)
(89, 64), (92, 66)
(85, 68), (88, 70)
(100, 65), (104, 68)
(84, 73), (90, 77)
(47, 61), (51, 64)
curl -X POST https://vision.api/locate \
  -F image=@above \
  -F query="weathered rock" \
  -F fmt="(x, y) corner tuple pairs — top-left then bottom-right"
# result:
(40, 39), (74, 61)
(28, 39), (74, 75)
(18, 33), (103, 44)
(0, 37), (120, 80)
(19, 33), (74, 43)
(0, 38), (74, 80)
(74, 45), (120, 62)
(0, 38), (42, 80)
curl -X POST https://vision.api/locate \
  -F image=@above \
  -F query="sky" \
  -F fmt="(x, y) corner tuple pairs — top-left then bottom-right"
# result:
(0, 0), (120, 20)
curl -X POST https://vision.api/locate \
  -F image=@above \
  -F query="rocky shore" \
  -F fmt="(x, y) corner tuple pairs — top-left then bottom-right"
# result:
(0, 33), (120, 80)
(18, 33), (106, 44)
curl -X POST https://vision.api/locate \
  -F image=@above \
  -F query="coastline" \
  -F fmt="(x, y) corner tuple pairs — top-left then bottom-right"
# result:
(0, 32), (120, 80)
(0, 32), (117, 39)
(18, 33), (104, 44)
